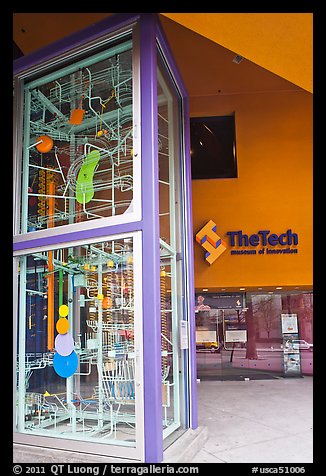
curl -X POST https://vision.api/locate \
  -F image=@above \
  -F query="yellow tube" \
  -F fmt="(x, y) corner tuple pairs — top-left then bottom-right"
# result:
(160, 268), (168, 377)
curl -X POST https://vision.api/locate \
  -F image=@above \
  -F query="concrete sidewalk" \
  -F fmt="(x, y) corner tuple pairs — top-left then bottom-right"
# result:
(189, 376), (313, 463)
(13, 377), (313, 464)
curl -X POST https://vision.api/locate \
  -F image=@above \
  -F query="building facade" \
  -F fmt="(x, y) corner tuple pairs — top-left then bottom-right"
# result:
(12, 12), (313, 463)
(13, 13), (197, 463)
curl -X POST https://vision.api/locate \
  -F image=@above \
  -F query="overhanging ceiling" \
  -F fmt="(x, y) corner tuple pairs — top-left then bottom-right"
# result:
(159, 15), (300, 97)
(13, 13), (312, 94)
(161, 13), (313, 93)
(13, 13), (112, 55)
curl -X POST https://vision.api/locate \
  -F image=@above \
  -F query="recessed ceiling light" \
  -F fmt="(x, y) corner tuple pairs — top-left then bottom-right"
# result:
(268, 291), (273, 294)
(233, 54), (244, 64)
(221, 288), (226, 291)
(276, 287), (282, 290)
(258, 287), (263, 290)
(240, 288), (245, 291)
(202, 288), (208, 292)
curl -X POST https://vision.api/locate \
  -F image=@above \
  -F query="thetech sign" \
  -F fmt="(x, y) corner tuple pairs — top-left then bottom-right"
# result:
(227, 229), (299, 256)
(196, 221), (299, 264)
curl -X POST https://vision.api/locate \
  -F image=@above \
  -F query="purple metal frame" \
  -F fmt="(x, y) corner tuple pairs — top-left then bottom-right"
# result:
(13, 12), (197, 463)
(13, 222), (142, 252)
(138, 13), (162, 463)
(155, 17), (198, 430)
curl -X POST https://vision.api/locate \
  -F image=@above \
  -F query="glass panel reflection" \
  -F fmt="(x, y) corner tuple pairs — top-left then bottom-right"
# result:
(157, 56), (185, 438)
(16, 237), (137, 445)
(195, 291), (313, 380)
(21, 37), (134, 233)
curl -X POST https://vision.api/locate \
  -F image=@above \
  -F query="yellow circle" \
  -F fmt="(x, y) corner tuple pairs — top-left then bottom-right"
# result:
(59, 304), (69, 317)
(56, 317), (70, 335)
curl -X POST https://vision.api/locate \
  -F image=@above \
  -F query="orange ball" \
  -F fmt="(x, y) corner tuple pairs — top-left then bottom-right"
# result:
(36, 135), (53, 153)
(102, 297), (112, 309)
(56, 317), (70, 335)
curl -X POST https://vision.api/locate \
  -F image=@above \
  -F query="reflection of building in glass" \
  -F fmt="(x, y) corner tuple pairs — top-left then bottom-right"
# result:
(195, 292), (313, 380)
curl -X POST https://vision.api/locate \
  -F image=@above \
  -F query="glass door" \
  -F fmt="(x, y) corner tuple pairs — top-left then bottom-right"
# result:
(195, 305), (222, 380)
(221, 309), (250, 380)
(157, 50), (188, 441)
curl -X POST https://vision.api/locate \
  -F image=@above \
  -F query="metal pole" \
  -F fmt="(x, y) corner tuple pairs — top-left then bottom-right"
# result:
(67, 273), (76, 433)
(21, 91), (31, 234)
(97, 259), (104, 428)
(18, 256), (27, 432)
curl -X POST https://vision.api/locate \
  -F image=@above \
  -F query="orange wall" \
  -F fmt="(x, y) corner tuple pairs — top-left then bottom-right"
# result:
(191, 90), (313, 290)
(163, 13), (313, 93)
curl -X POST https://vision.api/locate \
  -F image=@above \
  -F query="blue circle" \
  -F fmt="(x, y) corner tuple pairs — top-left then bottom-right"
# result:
(53, 351), (78, 378)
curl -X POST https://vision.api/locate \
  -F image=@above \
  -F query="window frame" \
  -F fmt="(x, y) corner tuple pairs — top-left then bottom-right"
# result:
(190, 114), (238, 180)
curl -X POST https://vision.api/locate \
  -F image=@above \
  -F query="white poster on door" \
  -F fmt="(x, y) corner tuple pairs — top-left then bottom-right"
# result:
(225, 330), (247, 342)
(180, 320), (189, 349)
(281, 314), (298, 334)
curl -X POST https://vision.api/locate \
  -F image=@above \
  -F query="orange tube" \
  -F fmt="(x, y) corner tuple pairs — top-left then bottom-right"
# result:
(47, 176), (56, 350)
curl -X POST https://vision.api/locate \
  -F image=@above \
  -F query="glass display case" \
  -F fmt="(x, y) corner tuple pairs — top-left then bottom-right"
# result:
(13, 13), (197, 463)
(16, 235), (142, 447)
(22, 43), (134, 231)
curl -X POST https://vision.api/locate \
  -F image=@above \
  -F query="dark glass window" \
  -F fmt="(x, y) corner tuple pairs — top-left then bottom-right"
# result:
(190, 115), (238, 179)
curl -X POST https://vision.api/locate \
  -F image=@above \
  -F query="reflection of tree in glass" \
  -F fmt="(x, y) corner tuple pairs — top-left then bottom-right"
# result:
(253, 295), (279, 339)
(225, 309), (246, 363)
(300, 293), (313, 342)
(245, 302), (257, 360)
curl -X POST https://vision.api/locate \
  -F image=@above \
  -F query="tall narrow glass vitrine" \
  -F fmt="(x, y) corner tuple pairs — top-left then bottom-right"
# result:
(13, 13), (197, 463)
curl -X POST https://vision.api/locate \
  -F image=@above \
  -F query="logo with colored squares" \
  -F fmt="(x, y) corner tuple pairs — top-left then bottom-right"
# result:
(196, 220), (227, 265)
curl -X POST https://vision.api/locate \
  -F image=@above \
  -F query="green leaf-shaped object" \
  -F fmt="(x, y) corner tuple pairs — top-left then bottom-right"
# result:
(76, 149), (100, 204)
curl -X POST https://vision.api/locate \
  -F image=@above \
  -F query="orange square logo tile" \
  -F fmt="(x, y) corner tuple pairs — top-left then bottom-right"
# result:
(196, 220), (226, 264)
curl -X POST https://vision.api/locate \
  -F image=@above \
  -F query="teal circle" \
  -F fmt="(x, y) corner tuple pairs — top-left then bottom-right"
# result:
(53, 350), (78, 378)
